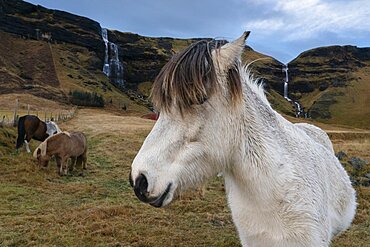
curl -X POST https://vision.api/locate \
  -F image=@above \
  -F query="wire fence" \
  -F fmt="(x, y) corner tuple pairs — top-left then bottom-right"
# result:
(0, 99), (76, 128)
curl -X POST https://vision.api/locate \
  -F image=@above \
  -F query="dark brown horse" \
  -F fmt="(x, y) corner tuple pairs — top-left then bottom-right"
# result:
(16, 115), (61, 153)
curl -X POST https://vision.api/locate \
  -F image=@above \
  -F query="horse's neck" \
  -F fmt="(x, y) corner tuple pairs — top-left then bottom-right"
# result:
(226, 83), (283, 205)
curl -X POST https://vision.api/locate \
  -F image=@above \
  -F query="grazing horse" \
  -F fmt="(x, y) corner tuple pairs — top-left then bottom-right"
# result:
(33, 131), (87, 176)
(16, 115), (61, 153)
(130, 32), (356, 247)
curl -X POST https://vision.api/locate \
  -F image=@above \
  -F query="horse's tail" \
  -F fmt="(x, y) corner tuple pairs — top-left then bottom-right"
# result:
(16, 116), (26, 149)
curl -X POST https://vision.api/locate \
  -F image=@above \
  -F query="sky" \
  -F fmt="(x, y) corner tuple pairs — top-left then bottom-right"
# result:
(27, 0), (370, 63)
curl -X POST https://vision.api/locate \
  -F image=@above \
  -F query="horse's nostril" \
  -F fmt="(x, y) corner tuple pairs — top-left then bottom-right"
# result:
(134, 173), (149, 202)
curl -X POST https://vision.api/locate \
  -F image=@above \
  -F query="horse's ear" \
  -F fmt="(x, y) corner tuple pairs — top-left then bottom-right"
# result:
(215, 31), (250, 71)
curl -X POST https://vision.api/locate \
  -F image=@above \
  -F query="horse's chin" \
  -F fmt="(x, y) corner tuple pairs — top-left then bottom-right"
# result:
(148, 183), (174, 208)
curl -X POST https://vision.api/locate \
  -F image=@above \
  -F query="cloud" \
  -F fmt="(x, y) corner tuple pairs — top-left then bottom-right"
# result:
(244, 0), (370, 41)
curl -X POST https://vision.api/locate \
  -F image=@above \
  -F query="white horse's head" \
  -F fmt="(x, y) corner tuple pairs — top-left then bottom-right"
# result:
(130, 32), (250, 207)
(46, 121), (62, 136)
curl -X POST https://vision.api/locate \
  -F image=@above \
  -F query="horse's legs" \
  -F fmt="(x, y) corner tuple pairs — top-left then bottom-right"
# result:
(59, 156), (69, 176)
(55, 156), (61, 169)
(82, 152), (87, 170)
(70, 157), (77, 171)
(24, 140), (31, 153)
(24, 128), (34, 153)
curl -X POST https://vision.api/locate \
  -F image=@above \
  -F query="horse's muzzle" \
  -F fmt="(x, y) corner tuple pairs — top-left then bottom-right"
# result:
(130, 172), (172, 208)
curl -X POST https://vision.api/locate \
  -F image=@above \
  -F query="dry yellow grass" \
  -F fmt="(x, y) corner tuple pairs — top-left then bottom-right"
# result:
(0, 93), (72, 114)
(0, 108), (369, 246)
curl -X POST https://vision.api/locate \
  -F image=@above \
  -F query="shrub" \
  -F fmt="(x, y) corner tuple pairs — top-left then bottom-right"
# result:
(69, 90), (104, 107)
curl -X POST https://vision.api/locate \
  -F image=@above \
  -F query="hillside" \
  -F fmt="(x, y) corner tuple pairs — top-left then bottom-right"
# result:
(0, 0), (369, 128)
(0, 31), (148, 113)
(0, 0), (292, 115)
(289, 46), (370, 128)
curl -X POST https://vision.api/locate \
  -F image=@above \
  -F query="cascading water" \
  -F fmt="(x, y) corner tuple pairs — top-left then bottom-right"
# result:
(282, 64), (305, 118)
(282, 65), (291, 101)
(101, 28), (124, 87)
(102, 28), (110, 76)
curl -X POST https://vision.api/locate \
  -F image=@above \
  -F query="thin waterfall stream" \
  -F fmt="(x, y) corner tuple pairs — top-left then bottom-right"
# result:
(282, 64), (306, 118)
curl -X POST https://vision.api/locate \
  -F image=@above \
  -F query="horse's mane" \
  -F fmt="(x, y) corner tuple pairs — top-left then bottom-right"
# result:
(62, 131), (71, 137)
(241, 65), (270, 107)
(151, 39), (243, 114)
(33, 141), (47, 158)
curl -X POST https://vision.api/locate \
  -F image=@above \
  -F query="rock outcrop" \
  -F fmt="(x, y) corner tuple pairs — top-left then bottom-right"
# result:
(0, 0), (105, 60)
(289, 45), (370, 95)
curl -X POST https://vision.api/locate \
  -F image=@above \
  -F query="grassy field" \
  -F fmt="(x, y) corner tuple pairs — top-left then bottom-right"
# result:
(0, 108), (369, 246)
(0, 93), (73, 118)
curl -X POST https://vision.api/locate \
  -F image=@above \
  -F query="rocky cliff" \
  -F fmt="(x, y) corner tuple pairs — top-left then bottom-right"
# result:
(107, 30), (202, 89)
(0, 0), (104, 59)
(289, 46), (370, 94)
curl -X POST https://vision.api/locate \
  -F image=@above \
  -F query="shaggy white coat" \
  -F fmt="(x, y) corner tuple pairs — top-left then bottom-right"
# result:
(131, 33), (356, 247)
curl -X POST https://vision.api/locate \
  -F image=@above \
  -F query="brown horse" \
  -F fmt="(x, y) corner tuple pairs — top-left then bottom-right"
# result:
(16, 115), (61, 153)
(33, 131), (87, 176)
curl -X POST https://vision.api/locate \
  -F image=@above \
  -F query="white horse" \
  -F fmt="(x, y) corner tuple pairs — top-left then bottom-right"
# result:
(130, 32), (356, 247)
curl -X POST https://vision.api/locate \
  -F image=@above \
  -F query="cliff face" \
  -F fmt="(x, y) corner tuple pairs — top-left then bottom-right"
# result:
(289, 46), (370, 94)
(107, 30), (201, 89)
(0, 0), (105, 59)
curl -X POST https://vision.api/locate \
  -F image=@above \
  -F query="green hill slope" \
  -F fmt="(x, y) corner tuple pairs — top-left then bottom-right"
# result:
(289, 46), (370, 128)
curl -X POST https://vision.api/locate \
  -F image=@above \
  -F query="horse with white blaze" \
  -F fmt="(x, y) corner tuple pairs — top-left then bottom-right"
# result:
(130, 32), (356, 247)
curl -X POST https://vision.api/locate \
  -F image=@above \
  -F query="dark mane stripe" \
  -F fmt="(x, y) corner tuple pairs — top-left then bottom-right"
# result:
(151, 39), (242, 114)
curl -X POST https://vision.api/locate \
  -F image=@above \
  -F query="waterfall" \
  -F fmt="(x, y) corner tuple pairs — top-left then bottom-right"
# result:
(282, 64), (305, 118)
(282, 65), (291, 101)
(102, 28), (110, 76)
(101, 28), (124, 87)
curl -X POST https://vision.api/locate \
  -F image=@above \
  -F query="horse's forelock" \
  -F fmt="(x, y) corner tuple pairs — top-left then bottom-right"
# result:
(227, 63), (243, 105)
(40, 141), (48, 157)
(33, 141), (48, 158)
(32, 147), (40, 158)
(151, 39), (242, 114)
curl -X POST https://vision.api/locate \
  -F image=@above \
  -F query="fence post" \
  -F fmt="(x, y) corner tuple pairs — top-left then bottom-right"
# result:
(13, 99), (19, 127)
(27, 104), (30, 115)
